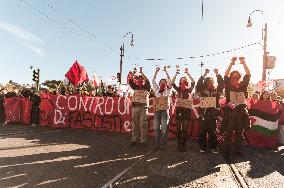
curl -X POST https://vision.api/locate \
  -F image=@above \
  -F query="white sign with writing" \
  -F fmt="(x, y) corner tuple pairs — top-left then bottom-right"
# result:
(153, 96), (169, 111)
(200, 97), (216, 108)
(230, 91), (245, 105)
(177, 98), (193, 109)
(132, 90), (148, 104)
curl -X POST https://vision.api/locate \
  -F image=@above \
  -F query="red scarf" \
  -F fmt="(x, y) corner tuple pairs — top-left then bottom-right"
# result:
(159, 83), (167, 93)
(180, 82), (188, 91)
(230, 79), (240, 89)
(134, 77), (144, 88)
(207, 82), (214, 91)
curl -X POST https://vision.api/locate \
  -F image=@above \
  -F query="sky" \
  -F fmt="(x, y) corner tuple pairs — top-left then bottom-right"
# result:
(0, 0), (284, 86)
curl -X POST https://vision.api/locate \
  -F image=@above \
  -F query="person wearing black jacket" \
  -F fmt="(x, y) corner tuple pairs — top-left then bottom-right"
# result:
(128, 68), (151, 147)
(196, 68), (224, 153)
(30, 89), (41, 125)
(222, 57), (251, 159)
(0, 89), (6, 123)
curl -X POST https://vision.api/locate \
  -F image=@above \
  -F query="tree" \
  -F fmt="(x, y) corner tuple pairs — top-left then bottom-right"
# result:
(42, 80), (62, 90)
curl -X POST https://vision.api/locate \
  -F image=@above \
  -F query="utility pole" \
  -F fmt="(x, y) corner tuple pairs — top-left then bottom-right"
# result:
(246, 10), (269, 81)
(118, 32), (134, 85)
(119, 44), (124, 85)
(262, 23), (268, 81)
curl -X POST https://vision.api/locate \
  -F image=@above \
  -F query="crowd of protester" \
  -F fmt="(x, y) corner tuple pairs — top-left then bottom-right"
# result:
(0, 57), (284, 159)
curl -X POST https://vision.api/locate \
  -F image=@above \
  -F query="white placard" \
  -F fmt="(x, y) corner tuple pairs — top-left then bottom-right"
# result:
(177, 98), (192, 109)
(200, 97), (216, 108)
(153, 96), (169, 111)
(230, 91), (245, 105)
(132, 90), (148, 104)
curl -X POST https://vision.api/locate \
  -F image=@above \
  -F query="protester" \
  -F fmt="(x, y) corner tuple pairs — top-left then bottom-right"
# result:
(30, 89), (41, 126)
(171, 67), (195, 152)
(196, 68), (224, 153)
(251, 93), (260, 100)
(0, 89), (6, 123)
(259, 91), (271, 101)
(222, 57), (251, 159)
(270, 91), (278, 101)
(152, 66), (172, 150)
(106, 85), (115, 97)
(96, 80), (106, 96)
(128, 67), (151, 147)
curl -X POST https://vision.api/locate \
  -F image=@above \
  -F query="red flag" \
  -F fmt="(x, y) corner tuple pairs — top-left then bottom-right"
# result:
(93, 71), (99, 87)
(65, 60), (89, 85)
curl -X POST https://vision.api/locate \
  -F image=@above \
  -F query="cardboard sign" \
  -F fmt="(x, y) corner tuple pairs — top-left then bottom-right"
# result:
(132, 90), (148, 104)
(177, 98), (192, 108)
(153, 96), (169, 111)
(200, 97), (216, 108)
(230, 91), (245, 105)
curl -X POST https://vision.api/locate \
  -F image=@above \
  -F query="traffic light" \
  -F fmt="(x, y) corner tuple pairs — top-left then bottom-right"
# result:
(32, 69), (40, 83)
(117, 72), (121, 83)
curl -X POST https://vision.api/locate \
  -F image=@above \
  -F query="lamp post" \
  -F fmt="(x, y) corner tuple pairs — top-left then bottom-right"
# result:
(246, 10), (268, 81)
(118, 32), (134, 84)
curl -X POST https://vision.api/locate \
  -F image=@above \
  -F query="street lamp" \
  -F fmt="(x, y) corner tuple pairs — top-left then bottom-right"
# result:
(246, 10), (268, 81)
(118, 32), (135, 84)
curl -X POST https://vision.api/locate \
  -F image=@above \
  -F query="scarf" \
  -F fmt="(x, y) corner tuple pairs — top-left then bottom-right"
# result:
(180, 82), (188, 91)
(159, 83), (167, 94)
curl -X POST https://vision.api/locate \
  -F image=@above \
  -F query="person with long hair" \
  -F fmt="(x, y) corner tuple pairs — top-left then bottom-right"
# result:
(222, 57), (251, 159)
(152, 66), (172, 150)
(260, 91), (271, 101)
(196, 68), (224, 153)
(171, 68), (195, 152)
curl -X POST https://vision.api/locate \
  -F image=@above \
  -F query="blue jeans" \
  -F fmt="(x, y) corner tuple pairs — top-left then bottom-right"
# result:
(153, 110), (169, 146)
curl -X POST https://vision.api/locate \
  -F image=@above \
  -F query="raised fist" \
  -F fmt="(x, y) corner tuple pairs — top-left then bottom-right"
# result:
(239, 57), (245, 64)
(231, 57), (237, 65)
(163, 66), (167, 71)
(205, 69), (210, 74)
(213, 68), (218, 75)
(156, 67), (160, 72)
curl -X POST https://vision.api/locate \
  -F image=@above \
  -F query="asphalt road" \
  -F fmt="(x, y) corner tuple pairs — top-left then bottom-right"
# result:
(0, 125), (283, 188)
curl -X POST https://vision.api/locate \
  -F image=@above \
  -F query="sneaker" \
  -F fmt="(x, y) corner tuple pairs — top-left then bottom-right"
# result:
(234, 151), (245, 157)
(140, 143), (146, 148)
(210, 149), (218, 154)
(153, 145), (160, 151)
(159, 146), (166, 151)
(200, 149), (206, 153)
(223, 153), (231, 160)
